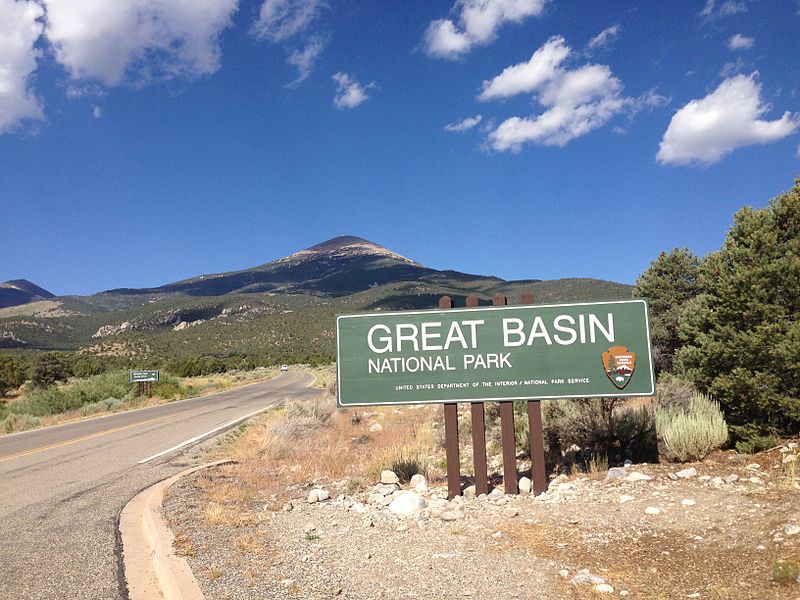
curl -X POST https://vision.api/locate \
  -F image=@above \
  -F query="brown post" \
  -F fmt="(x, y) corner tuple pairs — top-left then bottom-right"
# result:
(521, 292), (547, 495)
(465, 294), (488, 495)
(439, 296), (461, 499)
(493, 293), (518, 494)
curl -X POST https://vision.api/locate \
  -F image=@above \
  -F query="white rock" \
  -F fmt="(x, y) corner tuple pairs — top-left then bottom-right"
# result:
(518, 477), (532, 494)
(559, 569), (570, 578)
(698, 475), (712, 481)
(557, 482), (576, 492)
(491, 531), (506, 540)
(594, 583), (615, 593)
(503, 507), (519, 518)
(624, 459), (633, 467)
(441, 510), (465, 522)
(410, 473), (428, 492)
(374, 483), (399, 496)
(749, 477), (763, 484)
(788, 442), (798, 450)
(746, 463), (761, 470)
(280, 579), (295, 587)
(710, 477), (725, 486)
(463, 485), (476, 498)
(369, 422), (383, 433)
(724, 474), (739, 483)
(380, 470), (399, 484)
(625, 472), (652, 482)
(619, 495), (635, 504)
(303, 523), (316, 534)
(784, 524), (800, 536)
(307, 488), (330, 503)
(388, 491), (428, 516)
(782, 454), (797, 465)
(675, 467), (697, 479)
(644, 506), (661, 515)
(488, 488), (505, 499)
(604, 467), (627, 483)
(681, 499), (696, 507)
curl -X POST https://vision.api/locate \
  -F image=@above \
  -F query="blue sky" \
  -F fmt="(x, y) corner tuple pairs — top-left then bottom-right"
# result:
(1, 0), (799, 296)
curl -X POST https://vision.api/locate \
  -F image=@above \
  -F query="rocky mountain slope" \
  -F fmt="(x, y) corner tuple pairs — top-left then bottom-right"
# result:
(0, 280), (54, 309)
(0, 236), (634, 358)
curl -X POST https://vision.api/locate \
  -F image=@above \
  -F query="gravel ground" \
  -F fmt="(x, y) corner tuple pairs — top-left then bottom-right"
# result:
(163, 444), (800, 600)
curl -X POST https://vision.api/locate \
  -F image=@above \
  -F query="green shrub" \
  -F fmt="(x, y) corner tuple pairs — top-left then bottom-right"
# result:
(734, 432), (779, 455)
(1, 412), (41, 433)
(9, 370), (133, 417)
(272, 396), (334, 439)
(543, 398), (658, 464)
(655, 393), (728, 462)
(654, 374), (697, 412)
(771, 559), (800, 586)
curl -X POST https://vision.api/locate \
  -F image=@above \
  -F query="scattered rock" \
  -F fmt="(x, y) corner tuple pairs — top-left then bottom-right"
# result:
(441, 510), (465, 522)
(380, 470), (399, 484)
(784, 524), (800, 536)
(724, 474), (739, 483)
(782, 454), (797, 465)
(594, 583), (615, 593)
(619, 495), (635, 504)
(388, 491), (428, 517)
(675, 467), (697, 479)
(303, 523), (316, 534)
(625, 471), (652, 482)
(749, 477), (763, 484)
(491, 531), (507, 540)
(518, 477), (532, 494)
(374, 483), (399, 496)
(503, 507), (519, 518)
(280, 579), (295, 587)
(570, 569), (606, 586)
(746, 463), (761, 471)
(307, 489), (330, 503)
(698, 475), (712, 481)
(488, 488), (504, 500)
(644, 506), (661, 515)
(410, 474), (428, 492)
(369, 422), (383, 433)
(681, 499), (696, 507)
(463, 485), (476, 498)
(710, 477), (725, 486)
(604, 467), (627, 483)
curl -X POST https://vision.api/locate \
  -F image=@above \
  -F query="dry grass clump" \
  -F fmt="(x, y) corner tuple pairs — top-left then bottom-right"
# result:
(216, 391), (438, 500)
(655, 393), (728, 462)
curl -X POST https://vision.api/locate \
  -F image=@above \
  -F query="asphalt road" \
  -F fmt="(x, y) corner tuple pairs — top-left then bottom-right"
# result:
(0, 371), (317, 600)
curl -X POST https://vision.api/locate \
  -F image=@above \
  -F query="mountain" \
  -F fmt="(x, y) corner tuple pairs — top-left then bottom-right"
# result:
(0, 236), (634, 360)
(103, 235), (501, 299)
(0, 280), (55, 309)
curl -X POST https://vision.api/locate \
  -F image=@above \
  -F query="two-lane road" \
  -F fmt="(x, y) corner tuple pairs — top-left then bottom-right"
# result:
(0, 371), (317, 599)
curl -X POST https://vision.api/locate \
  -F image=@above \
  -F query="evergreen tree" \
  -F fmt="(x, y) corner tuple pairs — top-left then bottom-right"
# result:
(31, 352), (71, 388)
(0, 354), (25, 397)
(679, 178), (800, 438)
(634, 247), (700, 374)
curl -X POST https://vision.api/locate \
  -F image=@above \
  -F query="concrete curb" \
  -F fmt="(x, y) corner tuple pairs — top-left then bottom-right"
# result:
(119, 460), (235, 600)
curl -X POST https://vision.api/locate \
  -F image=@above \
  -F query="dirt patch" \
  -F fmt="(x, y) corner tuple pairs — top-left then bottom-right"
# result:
(163, 406), (800, 599)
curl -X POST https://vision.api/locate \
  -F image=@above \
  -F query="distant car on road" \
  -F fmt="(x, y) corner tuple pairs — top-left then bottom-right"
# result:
(280, 364), (289, 372)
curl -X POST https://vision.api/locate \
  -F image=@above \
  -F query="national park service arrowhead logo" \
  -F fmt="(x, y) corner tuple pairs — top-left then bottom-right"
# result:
(602, 346), (636, 390)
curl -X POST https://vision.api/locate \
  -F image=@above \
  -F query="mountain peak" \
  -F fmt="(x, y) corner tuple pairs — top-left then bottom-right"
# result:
(0, 279), (55, 309)
(279, 236), (417, 265)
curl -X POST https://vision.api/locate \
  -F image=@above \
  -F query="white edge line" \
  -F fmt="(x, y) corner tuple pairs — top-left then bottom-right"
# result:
(137, 406), (270, 464)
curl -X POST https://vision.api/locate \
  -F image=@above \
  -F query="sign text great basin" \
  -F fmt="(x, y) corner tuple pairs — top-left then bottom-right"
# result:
(336, 299), (654, 407)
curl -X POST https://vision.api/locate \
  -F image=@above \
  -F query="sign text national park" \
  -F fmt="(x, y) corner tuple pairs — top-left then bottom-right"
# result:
(336, 299), (654, 406)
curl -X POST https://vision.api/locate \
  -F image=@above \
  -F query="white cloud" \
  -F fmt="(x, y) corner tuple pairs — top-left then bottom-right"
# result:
(92, 105), (101, 119)
(0, 0), (45, 134)
(424, 0), (546, 59)
(43, 0), (239, 86)
(332, 72), (373, 109)
(252, 0), (327, 86)
(478, 36), (568, 101)
(728, 33), (754, 50)
(444, 114), (483, 132)
(587, 24), (620, 51)
(482, 36), (643, 152)
(699, 0), (747, 20)
(657, 73), (799, 165)
(720, 57), (746, 78)
(252, 0), (322, 43)
(286, 38), (326, 87)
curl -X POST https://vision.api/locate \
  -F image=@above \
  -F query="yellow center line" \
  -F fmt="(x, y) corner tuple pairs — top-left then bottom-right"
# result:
(0, 412), (178, 464)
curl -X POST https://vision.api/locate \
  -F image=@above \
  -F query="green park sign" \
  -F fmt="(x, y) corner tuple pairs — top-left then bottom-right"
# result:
(336, 299), (654, 407)
(130, 370), (159, 383)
